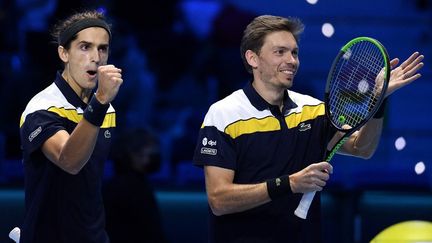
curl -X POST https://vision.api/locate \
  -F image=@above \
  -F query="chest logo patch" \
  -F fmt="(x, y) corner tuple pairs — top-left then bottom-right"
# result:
(299, 122), (311, 132)
(104, 130), (111, 139)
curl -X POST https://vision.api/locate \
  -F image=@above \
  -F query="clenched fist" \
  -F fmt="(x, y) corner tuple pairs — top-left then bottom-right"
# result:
(95, 64), (123, 104)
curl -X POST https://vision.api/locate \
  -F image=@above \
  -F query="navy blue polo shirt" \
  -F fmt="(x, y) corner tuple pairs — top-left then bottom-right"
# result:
(193, 81), (336, 242)
(19, 72), (115, 243)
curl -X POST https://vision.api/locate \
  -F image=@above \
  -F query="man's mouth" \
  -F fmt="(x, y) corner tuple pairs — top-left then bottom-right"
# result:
(87, 70), (97, 77)
(280, 68), (297, 78)
(281, 70), (294, 75)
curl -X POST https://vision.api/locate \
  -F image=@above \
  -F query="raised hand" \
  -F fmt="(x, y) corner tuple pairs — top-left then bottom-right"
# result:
(385, 52), (424, 98)
(95, 64), (123, 104)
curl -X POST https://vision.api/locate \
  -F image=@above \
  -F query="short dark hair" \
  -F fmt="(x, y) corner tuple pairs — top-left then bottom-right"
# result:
(240, 15), (304, 73)
(51, 10), (111, 49)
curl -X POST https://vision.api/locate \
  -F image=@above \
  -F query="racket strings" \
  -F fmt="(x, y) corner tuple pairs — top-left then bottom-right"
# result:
(328, 41), (386, 128)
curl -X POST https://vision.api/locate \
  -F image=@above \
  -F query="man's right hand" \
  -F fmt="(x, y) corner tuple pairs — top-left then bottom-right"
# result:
(95, 64), (123, 104)
(289, 162), (333, 193)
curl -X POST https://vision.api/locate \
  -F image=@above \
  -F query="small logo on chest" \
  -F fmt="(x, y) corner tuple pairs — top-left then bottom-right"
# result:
(299, 122), (311, 132)
(104, 130), (111, 139)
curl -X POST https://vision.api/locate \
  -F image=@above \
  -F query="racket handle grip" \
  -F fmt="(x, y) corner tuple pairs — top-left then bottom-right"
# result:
(9, 227), (20, 243)
(294, 191), (316, 219)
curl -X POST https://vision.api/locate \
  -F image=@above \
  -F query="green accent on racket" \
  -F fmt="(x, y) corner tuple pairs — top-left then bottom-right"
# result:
(338, 115), (346, 124)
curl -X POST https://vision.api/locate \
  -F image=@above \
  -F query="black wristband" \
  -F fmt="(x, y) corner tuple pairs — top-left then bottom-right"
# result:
(373, 98), (387, 119)
(266, 175), (292, 200)
(83, 96), (109, 127)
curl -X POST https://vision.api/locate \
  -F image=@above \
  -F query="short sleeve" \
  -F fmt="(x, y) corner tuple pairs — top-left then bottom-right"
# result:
(20, 110), (66, 158)
(193, 125), (237, 170)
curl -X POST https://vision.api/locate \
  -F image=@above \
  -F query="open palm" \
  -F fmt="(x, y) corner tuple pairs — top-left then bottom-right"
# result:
(385, 52), (424, 98)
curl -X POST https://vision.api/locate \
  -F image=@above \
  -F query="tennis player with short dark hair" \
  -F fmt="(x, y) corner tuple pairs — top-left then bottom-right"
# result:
(193, 15), (424, 242)
(19, 10), (122, 242)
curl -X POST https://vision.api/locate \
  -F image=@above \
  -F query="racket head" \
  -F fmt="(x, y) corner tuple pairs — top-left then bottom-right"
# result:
(325, 37), (390, 132)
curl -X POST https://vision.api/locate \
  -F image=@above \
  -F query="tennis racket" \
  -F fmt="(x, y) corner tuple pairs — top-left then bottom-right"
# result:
(294, 37), (390, 219)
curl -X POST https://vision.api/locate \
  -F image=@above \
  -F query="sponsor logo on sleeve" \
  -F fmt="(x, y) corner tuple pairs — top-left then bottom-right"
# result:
(28, 126), (42, 142)
(202, 137), (217, 146)
(201, 137), (218, 155)
(201, 147), (217, 155)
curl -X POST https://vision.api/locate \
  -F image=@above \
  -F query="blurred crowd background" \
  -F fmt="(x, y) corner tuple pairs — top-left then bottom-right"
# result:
(0, 0), (431, 242)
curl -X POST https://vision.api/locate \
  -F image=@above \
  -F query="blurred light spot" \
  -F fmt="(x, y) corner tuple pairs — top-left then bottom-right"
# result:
(395, 137), (406, 151)
(97, 6), (107, 14)
(322, 23), (334, 38)
(358, 79), (369, 93)
(414, 161), (425, 175)
(306, 0), (318, 4)
(11, 55), (22, 72)
(180, 0), (222, 40)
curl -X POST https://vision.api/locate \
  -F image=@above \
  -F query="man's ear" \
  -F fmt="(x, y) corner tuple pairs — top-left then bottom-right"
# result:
(245, 50), (258, 69)
(58, 46), (68, 63)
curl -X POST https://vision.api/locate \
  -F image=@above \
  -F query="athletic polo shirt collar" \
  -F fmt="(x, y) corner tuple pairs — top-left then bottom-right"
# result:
(243, 81), (297, 112)
(54, 71), (89, 108)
